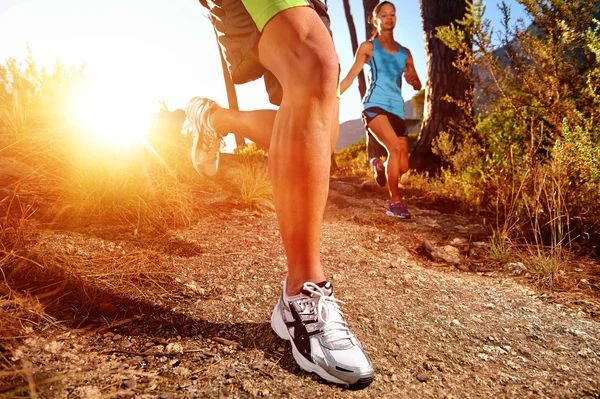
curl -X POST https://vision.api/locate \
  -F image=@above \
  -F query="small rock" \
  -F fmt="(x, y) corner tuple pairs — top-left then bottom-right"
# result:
(507, 262), (527, 276)
(450, 237), (466, 245)
(468, 241), (490, 258)
(112, 334), (123, 342)
(121, 379), (136, 389)
(477, 353), (492, 361)
(483, 345), (508, 355)
(420, 240), (461, 266)
(225, 370), (236, 378)
(329, 181), (358, 196)
(565, 328), (586, 337)
(577, 348), (595, 358)
(505, 360), (521, 370)
(249, 362), (262, 370)
(451, 319), (462, 327)
(166, 343), (184, 354)
(416, 372), (429, 382)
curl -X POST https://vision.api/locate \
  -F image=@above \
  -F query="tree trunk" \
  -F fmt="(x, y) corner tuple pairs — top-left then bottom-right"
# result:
(363, 0), (379, 42)
(217, 48), (246, 149)
(210, 14), (246, 149)
(343, 0), (366, 96)
(411, 0), (470, 174)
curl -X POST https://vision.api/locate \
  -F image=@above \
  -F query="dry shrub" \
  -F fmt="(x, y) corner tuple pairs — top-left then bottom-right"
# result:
(1, 53), (205, 234)
(0, 53), (202, 340)
(232, 143), (274, 212)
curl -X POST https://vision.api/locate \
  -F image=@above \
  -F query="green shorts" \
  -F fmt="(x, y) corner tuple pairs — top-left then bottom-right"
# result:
(203, 0), (332, 105)
(242, 0), (308, 32)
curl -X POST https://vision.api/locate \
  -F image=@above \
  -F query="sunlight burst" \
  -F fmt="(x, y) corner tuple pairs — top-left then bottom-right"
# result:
(70, 78), (153, 148)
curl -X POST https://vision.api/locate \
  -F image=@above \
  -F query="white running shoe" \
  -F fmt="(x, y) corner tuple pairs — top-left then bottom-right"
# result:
(185, 97), (223, 177)
(271, 279), (374, 388)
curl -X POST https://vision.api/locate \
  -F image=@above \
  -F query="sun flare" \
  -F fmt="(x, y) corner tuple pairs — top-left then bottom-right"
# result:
(70, 78), (154, 148)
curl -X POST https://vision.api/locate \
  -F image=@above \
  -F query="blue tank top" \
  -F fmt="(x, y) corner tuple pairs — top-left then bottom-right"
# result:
(362, 39), (408, 119)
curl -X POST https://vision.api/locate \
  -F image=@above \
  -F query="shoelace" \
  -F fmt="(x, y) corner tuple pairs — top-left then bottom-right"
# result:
(299, 282), (354, 345)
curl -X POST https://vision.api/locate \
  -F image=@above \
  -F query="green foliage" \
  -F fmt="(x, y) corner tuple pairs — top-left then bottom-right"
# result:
(410, 89), (426, 119)
(433, 0), (600, 253)
(334, 138), (370, 178)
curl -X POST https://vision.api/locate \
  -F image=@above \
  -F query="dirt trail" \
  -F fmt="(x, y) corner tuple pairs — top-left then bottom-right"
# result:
(2, 162), (600, 398)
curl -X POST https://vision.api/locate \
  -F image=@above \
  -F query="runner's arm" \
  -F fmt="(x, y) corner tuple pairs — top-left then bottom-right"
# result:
(403, 48), (422, 91)
(339, 41), (374, 96)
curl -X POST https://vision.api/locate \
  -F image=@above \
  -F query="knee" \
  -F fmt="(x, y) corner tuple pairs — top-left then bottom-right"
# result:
(399, 160), (409, 174)
(281, 44), (339, 98)
(388, 141), (409, 172)
(387, 141), (405, 159)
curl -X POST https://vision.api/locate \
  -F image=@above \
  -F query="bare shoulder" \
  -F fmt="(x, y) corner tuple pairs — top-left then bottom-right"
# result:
(357, 41), (375, 62)
(402, 46), (413, 56)
(359, 40), (374, 52)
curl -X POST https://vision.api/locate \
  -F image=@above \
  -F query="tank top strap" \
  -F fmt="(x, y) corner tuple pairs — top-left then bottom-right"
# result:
(371, 38), (382, 50)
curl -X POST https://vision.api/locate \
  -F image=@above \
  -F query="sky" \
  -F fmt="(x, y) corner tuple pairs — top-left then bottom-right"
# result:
(0, 0), (529, 147)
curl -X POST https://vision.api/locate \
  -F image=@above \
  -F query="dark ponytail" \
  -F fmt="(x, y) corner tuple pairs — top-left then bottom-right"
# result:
(369, 1), (395, 40)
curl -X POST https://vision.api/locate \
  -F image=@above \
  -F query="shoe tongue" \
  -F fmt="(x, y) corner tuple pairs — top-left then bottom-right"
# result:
(300, 281), (333, 297)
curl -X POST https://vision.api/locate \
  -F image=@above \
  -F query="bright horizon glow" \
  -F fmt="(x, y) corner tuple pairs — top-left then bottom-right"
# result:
(69, 77), (154, 148)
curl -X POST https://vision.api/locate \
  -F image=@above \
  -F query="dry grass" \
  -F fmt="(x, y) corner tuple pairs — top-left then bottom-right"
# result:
(521, 245), (570, 288)
(489, 230), (512, 263)
(233, 160), (274, 212)
(231, 144), (274, 212)
(1, 229), (179, 336)
(0, 56), (208, 342)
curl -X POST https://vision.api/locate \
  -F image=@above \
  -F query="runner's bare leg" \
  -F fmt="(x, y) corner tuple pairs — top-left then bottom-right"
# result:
(367, 116), (408, 203)
(210, 104), (339, 153)
(255, 7), (339, 295)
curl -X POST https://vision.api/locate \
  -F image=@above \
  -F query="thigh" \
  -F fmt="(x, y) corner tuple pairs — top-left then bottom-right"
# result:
(388, 114), (408, 137)
(256, 7), (337, 86)
(366, 114), (401, 151)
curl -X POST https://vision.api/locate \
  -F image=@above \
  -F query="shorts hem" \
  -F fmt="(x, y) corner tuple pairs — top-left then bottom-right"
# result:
(254, 0), (308, 31)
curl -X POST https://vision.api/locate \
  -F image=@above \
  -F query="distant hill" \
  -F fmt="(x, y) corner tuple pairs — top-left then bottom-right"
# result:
(337, 99), (422, 151)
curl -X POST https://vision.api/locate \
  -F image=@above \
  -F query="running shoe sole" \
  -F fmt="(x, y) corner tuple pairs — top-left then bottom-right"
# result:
(385, 210), (411, 219)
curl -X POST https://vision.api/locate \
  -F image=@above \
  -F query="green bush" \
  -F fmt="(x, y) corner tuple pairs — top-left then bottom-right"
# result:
(334, 138), (371, 178)
(434, 0), (600, 253)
